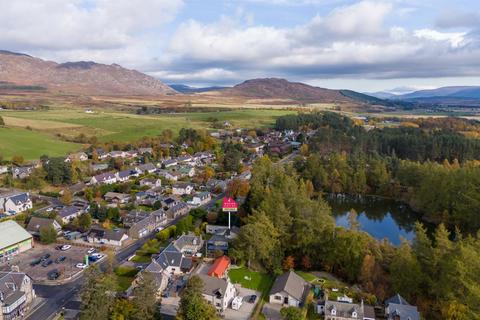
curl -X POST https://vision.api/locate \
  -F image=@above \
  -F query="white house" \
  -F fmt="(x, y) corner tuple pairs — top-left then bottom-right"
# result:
(198, 274), (236, 312)
(90, 172), (117, 185)
(65, 152), (88, 162)
(188, 192), (211, 206)
(172, 183), (194, 196)
(269, 271), (309, 307)
(0, 192), (33, 215)
(0, 166), (8, 175)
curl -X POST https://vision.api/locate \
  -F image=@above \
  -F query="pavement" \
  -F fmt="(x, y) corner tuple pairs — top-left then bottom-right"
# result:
(262, 303), (283, 320)
(224, 285), (260, 320)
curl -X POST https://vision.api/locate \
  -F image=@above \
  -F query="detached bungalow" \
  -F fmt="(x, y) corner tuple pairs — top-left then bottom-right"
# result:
(137, 163), (157, 174)
(87, 227), (129, 246)
(188, 192), (211, 207)
(26, 217), (62, 236)
(269, 271), (309, 307)
(104, 192), (131, 204)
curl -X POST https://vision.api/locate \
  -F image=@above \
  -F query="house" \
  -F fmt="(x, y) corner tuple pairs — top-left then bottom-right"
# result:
(385, 294), (420, 320)
(95, 148), (109, 160)
(162, 159), (178, 168)
(0, 192), (33, 215)
(124, 210), (167, 239)
(178, 166), (195, 177)
(269, 271), (309, 307)
(90, 172), (117, 185)
(162, 197), (179, 209)
(268, 141), (292, 156)
(0, 221), (33, 263)
(172, 183), (194, 196)
(0, 166), (8, 175)
(320, 300), (364, 319)
(116, 169), (140, 182)
(245, 143), (264, 154)
(208, 256), (230, 278)
(188, 192), (211, 207)
(125, 150), (138, 159)
(139, 178), (161, 188)
(171, 234), (203, 255)
(166, 202), (189, 219)
(151, 245), (193, 276)
(58, 201), (90, 224)
(237, 170), (252, 181)
(138, 147), (153, 155)
(162, 170), (182, 182)
(197, 274), (236, 312)
(207, 235), (229, 255)
(12, 166), (33, 179)
(65, 152), (88, 162)
(109, 151), (126, 158)
(137, 163), (157, 174)
(90, 163), (109, 172)
(206, 179), (228, 193)
(206, 225), (240, 240)
(87, 227), (129, 246)
(104, 192), (131, 204)
(0, 271), (36, 320)
(26, 217), (62, 236)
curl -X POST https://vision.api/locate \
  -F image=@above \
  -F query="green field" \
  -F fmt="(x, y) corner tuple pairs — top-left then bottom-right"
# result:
(0, 126), (81, 160)
(0, 108), (294, 160)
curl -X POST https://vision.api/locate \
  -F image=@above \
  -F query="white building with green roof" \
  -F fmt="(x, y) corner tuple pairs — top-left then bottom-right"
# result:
(0, 221), (33, 263)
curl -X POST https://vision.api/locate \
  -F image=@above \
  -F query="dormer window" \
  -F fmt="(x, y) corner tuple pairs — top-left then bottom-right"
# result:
(331, 307), (336, 315)
(352, 311), (357, 317)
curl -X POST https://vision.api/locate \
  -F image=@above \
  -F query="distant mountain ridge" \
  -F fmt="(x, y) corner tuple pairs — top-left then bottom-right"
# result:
(0, 50), (176, 96)
(219, 78), (356, 103)
(399, 86), (480, 99)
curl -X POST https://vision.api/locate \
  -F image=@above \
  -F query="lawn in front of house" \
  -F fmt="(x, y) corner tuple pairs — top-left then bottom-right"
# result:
(114, 266), (139, 291)
(228, 267), (274, 297)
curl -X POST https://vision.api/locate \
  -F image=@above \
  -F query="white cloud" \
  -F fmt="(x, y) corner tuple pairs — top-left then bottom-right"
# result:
(414, 29), (467, 47)
(0, 0), (183, 63)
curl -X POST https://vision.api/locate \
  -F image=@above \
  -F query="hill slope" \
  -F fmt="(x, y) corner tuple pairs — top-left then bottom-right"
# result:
(220, 78), (356, 103)
(398, 86), (480, 99)
(0, 50), (176, 96)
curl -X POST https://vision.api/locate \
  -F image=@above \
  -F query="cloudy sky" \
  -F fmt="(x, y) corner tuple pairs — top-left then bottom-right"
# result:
(1, 0), (480, 92)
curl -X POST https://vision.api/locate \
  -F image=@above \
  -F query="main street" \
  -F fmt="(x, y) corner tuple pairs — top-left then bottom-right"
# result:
(26, 196), (222, 320)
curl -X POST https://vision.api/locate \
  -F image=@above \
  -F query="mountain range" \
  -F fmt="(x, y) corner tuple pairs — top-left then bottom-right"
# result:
(0, 50), (176, 96)
(369, 86), (480, 101)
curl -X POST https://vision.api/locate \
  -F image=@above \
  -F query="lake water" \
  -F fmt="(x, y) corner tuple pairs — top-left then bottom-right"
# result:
(327, 195), (422, 245)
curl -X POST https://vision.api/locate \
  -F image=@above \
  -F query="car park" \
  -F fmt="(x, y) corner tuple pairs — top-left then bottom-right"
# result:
(40, 253), (51, 261)
(47, 270), (60, 280)
(42, 259), (53, 267)
(55, 256), (66, 264)
(30, 258), (41, 266)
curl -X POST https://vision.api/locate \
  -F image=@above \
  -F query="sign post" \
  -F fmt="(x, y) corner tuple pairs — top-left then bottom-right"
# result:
(222, 197), (238, 229)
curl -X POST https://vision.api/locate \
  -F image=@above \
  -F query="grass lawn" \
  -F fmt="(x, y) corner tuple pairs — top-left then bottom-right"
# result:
(0, 126), (81, 160)
(114, 266), (139, 292)
(296, 271), (319, 283)
(228, 267), (274, 297)
(130, 255), (152, 263)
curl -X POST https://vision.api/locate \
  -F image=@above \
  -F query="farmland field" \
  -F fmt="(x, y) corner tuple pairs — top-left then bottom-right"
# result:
(0, 126), (81, 160)
(0, 108), (294, 160)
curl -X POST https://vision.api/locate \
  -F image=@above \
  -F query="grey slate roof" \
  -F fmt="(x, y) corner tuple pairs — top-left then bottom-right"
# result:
(325, 300), (363, 319)
(270, 270), (308, 301)
(0, 271), (30, 307)
(26, 217), (59, 234)
(8, 193), (30, 205)
(197, 274), (229, 298)
(385, 294), (420, 320)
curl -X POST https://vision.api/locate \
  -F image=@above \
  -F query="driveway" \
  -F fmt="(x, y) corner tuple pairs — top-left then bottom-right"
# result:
(262, 303), (282, 320)
(223, 285), (260, 320)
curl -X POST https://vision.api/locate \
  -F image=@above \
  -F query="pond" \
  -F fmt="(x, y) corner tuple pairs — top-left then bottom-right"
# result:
(327, 195), (423, 245)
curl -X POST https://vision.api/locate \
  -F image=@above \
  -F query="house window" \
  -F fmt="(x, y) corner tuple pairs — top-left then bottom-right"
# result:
(216, 303), (221, 307)
(274, 295), (282, 301)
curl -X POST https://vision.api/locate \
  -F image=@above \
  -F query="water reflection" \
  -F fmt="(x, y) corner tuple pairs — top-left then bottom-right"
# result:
(327, 195), (423, 245)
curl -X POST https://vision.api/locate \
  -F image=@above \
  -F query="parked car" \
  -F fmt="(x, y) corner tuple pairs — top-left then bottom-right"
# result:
(47, 270), (60, 280)
(60, 245), (72, 251)
(55, 256), (66, 264)
(42, 259), (53, 267)
(30, 258), (41, 266)
(87, 248), (96, 254)
(40, 253), (51, 262)
(76, 263), (88, 269)
(248, 295), (257, 303)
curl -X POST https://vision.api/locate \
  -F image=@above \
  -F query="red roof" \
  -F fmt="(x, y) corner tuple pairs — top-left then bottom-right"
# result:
(208, 256), (231, 278)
